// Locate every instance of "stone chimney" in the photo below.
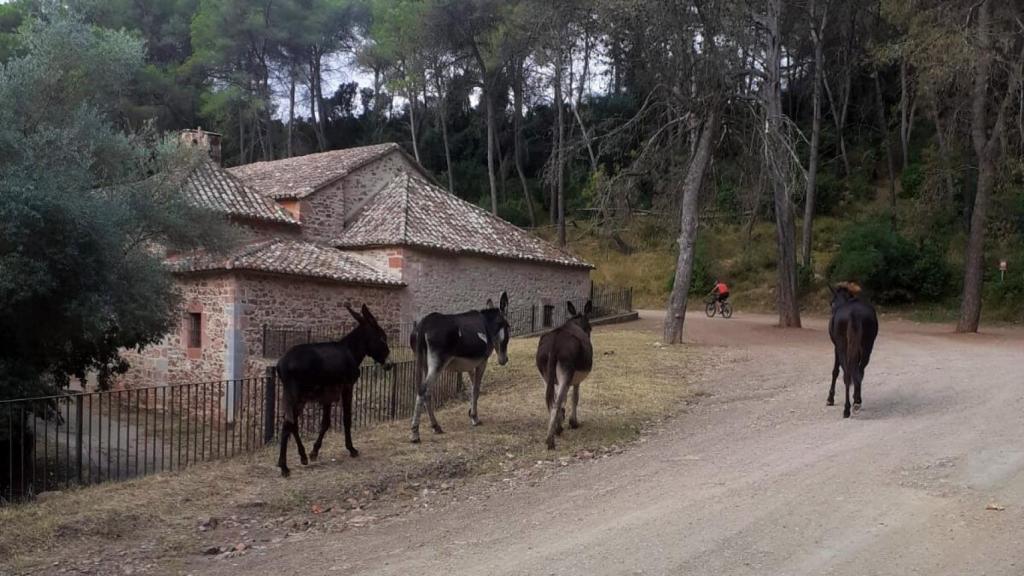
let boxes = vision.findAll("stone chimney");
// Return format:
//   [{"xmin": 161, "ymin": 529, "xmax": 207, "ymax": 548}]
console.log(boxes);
[{"xmin": 179, "ymin": 128, "xmax": 223, "ymax": 165}]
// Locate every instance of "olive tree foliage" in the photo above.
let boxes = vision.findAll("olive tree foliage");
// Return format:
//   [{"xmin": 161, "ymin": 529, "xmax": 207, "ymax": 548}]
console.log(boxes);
[{"xmin": 0, "ymin": 13, "xmax": 233, "ymax": 399}]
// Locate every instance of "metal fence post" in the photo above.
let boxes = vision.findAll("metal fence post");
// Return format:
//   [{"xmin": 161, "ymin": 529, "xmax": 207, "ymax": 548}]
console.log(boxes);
[
  {"xmin": 75, "ymin": 395, "xmax": 84, "ymax": 485},
  {"xmin": 261, "ymin": 324, "xmax": 267, "ymax": 358},
  {"xmin": 263, "ymin": 367, "xmax": 277, "ymax": 445},
  {"xmin": 530, "ymin": 305, "xmax": 536, "ymax": 333}
]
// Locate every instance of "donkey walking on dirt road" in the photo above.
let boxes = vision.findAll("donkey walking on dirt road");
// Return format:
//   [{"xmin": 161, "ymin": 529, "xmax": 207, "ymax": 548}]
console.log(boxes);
[
  {"xmin": 275, "ymin": 305, "xmax": 392, "ymax": 477},
  {"xmin": 536, "ymin": 300, "xmax": 594, "ymax": 449},
  {"xmin": 827, "ymin": 283, "xmax": 879, "ymax": 418},
  {"xmin": 409, "ymin": 292, "xmax": 511, "ymax": 443}
]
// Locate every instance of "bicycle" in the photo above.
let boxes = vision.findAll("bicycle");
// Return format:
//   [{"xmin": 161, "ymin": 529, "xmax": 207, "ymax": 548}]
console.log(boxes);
[{"xmin": 704, "ymin": 295, "xmax": 733, "ymax": 319}]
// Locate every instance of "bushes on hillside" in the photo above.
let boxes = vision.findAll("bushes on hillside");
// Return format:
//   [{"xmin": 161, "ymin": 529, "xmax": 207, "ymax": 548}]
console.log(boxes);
[{"xmin": 828, "ymin": 217, "xmax": 952, "ymax": 304}]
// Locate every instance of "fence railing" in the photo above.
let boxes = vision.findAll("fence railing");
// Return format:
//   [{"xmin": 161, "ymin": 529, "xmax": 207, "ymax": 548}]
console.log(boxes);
[
  {"xmin": 261, "ymin": 285, "xmax": 634, "ymax": 360},
  {"xmin": 2, "ymin": 285, "xmax": 632, "ymax": 503}
]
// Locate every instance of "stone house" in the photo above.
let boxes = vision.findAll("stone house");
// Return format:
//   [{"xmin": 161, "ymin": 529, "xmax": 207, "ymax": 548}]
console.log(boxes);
[{"xmin": 117, "ymin": 130, "xmax": 592, "ymax": 388}]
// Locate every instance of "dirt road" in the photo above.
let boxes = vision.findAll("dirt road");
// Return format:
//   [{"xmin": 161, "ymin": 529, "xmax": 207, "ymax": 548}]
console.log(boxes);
[{"xmin": 201, "ymin": 311, "xmax": 1024, "ymax": 575}]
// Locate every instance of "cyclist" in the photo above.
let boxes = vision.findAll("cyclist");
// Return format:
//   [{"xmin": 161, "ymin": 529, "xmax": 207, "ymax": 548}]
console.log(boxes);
[{"xmin": 710, "ymin": 279, "xmax": 730, "ymax": 314}]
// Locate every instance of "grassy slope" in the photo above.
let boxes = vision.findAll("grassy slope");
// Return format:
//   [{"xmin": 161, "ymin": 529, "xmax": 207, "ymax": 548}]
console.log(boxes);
[
  {"xmin": 561, "ymin": 217, "xmax": 841, "ymax": 314},
  {"xmin": 564, "ymin": 214, "xmax": 1021, "ymax": 324}
]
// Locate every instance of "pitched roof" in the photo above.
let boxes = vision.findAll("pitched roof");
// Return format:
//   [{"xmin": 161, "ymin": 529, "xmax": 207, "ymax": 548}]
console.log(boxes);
[
  {"xmin": 181, "ymin": 160, "xmax": 297, "ymax": 225},
  {"xmin": 168, "ymin": 238, "xmax": 403, "ymax": 286},
  {"xmin": 337, "ymin": 173, "xmax": 593, "ymax": 269},
  {"xmin": 226, "ymin": 143, "xmax": 402, "ymax": 200}
]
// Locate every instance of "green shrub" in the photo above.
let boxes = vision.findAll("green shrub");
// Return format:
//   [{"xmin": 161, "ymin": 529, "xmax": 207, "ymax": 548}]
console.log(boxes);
[
  {"xmin": 900, "ymin": 161, "xmax": 925, "ymax": 199},
  {"xmin": 828, "ymin": 216, "xmax": 953, "ymax": 303}
]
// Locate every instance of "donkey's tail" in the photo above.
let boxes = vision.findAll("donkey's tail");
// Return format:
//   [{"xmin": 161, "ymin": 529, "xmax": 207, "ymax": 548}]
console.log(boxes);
[
  {"xmin": 845, "ymin": 319, "xmax": 863, "ymax": 382},
  {"xmin": 545, "ymin": 342, "xmax": 559, "ymax": 388},
  {"xmin": 411, "ymin": 321, "xmax": 426, "ymax": 390}
]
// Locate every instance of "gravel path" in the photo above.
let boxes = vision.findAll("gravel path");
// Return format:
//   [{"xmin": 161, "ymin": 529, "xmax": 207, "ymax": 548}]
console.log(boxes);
[{"xmin": 199, "ymin": 311, "xmax": 1024, "ymax": 576}]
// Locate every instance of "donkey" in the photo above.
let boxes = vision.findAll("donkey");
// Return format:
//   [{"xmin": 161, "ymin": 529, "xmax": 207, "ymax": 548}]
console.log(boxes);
[
  {"xmin": 536, "ymin": 300, "xmax": 593, "ymax": 449},
  {"xmin": 275, "ymin": 304, "xmax": 391, "ymax": 477},
  {"xmin": 409, "ymin": 292, "xmax": 510, "ymax": 443},
  {"xmin": 827, "ymin": 283, "xmax": 879, "ymax": 418}
]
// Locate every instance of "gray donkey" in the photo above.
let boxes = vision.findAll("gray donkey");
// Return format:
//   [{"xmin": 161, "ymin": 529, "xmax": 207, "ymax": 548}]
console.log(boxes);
[{"xmin": 536, "ymin": 300, "xmax": 593, "ymax": 449}]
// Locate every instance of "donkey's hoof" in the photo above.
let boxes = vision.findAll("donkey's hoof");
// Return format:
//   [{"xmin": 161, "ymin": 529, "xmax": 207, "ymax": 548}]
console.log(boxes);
[
  {"xmin": 280, "ymin": 467, "xmax": 291, "ymax": 478},
  {"xmin": 410, "ymin": 433, "xmax": 421, "ymax": 444},
  {"xmin": 826, "ymin": 399, "xmax": 835, "ymax": 406},
  {"xmin": 470, "ymin": 418, "xmax": 482, "ymax": 427},
  {"xmin": 843, "ymin": 410, "xmax": 851, "ymax": 418},
  {"xmin": 569, "ymin": 419, "xmax": 580, "ymax": 429},
  {"xmin": 348, "ymin": 448, "xmax": 360, "ymax": 458},
  {"xmin": 432, "ymin": 425, "xmax": 445, "ymax": 434},
  {"xmin": 309, "ymin": 452, "xmax": 319, "ymax": 463},
  {"xmin": 546, "ymin": 438, "xmax": 556, "ymax": 450},
  {"xmin": 853, "ymin": 403, "xmax": 861, "ymax": 413},
  {"xmin": 300, "ymin": 455, "xmax": 309, "ymax": 466}
]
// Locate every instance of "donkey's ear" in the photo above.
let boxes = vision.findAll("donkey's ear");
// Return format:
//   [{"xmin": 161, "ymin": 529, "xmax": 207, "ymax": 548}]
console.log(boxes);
[
  {"xmin": 346, "ymin": 304, "xmax": 365, "ymax": 324},
  {"xmin": 485, "ymin": 298, "xmax": 495, "ymax": 309},
  {"xmin": 584, "ymin": 300, "xmax": 593, "ymax": 315},
  {"xmin": 566, "ymin": 301, "xmax": 578, "ymax": 316},
  {"xmin": 499, "ymin": 291, "xmax": 509, "ymax": 314},
  {"xmin": 361, "ymin": 304, "xmax": 378, "ymax": 325}
]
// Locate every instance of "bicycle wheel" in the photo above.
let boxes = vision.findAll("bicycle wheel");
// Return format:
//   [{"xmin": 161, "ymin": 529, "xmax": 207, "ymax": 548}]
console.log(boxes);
[
  {"xmin": 705, "ymin": 301, "xmax": 717, "ymax": 317},
  {"xmin": 721, "ymin": 302, "xmax": 733, "ymax": 318}
]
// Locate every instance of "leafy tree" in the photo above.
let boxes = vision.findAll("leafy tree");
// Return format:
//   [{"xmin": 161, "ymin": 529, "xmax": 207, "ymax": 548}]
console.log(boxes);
[{"xmin": 0, "ymin": 12, "xmax": 232, "ymax": 399}]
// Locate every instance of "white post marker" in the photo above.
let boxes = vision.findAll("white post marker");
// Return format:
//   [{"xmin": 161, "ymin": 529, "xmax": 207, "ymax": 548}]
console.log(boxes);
[{"xmin": 999, "ymin": 260, "xmax": 1007, "ymax": 283}]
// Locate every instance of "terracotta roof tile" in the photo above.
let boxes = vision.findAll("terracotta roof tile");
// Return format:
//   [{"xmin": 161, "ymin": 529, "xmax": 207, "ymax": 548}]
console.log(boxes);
[
  {"xmin": 169, "ymin": 238, "xmax": 403, "ymax": 286},
  {"xmin": 181, "ymin": 161, "xmax": 297, "ymax": 225},
  {"xmin": 337, "ymin": 174, "xmax": 592, "ymax": 269},
  {"xmin": 227, "ymin": 143, "xmax": 400, "ymax": 200}
]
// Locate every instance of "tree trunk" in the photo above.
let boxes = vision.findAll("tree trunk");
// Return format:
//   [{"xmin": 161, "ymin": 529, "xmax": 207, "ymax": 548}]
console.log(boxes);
[
  {"xmin": 764, "ymin": 0, "xmax": 801, "ymax": 328},
  {"xmin": 823, "ymin": 66, "xmax": 852, "ymax": 176},
  {"xmin": 238, "ymin": 107, "xmax": 246, "ymax": 165},
  {"xmin": 408, "ymin": 87, "xmax": 421, "ymax": 163},
  {"xmin": 310, "ymin": 57, "xmax": 326, "ymax": 152},
  {"xmin": 958, "ymin": 160, "xmax": 993, "ymax": 333},
  {"xmin": 573, "ymin": 33, "xmax": 598, "ymax": 172},
  {"xmin": 663, "ymin": 108, "xmax": 719, "ymax": 344},
  {"xmin": 313, "ymin": 52, "xmax": 328, "ymax": 151},
  {"xmin": 513, "ymin": 61, "xmax": 536, "ymax": 226},
  {"xmin": 872, "ymin": 71, "xmax": 897, "ymax": 208},
  {"xmin": 554, "ymin": 49, "xmax": 567, "ymax": 247},
  {"xmin": 484, "ymin": 82, "xmax": 499, "ymax": 215},
  {"xmin": 435, "ymin": 75, "xmax": 455, "ymax": 194},
  {"xmin": 930, "ymin": 104, "xmax": 956, "ymax": 204},
  {"xmin": 958, "ymin": 0, "xmax": 1006, "ymax": 333},
  {"xmin": 802, "ymin": 5, "xmax": 825, "ymax": 269},
  {"xmin": 899, "ymin": 57, "xmax": 917, "ymax": 168},
  {"xmin": 287, "ymin": 72, "xmax": 295, "ymax": 158}
]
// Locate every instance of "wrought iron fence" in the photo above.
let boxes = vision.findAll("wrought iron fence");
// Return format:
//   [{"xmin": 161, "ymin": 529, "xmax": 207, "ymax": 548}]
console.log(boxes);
[{"xmin": 0, "ymin": 360, "xmax": 465, "ymax": 504}]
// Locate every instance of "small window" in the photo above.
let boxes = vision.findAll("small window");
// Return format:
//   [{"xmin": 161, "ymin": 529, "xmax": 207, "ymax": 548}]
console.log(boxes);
[{"xmin": 187, "ymin": 313, "xmax": 202, "ymax": 348}]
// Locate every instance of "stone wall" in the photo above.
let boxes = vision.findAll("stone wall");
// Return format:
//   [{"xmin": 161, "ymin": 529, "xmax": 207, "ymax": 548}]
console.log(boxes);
[
  {"xmin": 298, "ymin": 178, "xmax": 346, "ymax": 245},
  {"xmin": 342, "ymin": 151, "xmax": 418, "ymax": 221},
  {"xmin": 292, "ymin": 150, "xmax": 418, "ymax": 245},
  {"xmin": 116, "ymin": 275, "xmax": 236, "ymax": 388},
  {"xmin": 356, "ymin": 247, "xmax": 592, "ymax": 322},
  {"xmin": 116, "ymin": 272, "xmax": 404, "ymax": 388},
  {"xmin": 234, "ymin": 273, "xmax": 403, "ymax": 377}
]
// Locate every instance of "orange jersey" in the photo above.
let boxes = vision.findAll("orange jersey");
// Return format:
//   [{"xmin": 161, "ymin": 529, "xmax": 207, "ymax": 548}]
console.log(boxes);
[{"xmin": 715, "ymin": 282, "xmax": 730, "ymax": 294}]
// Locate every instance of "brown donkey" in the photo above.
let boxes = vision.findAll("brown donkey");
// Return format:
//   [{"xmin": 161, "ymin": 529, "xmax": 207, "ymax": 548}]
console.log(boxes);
[{"xmin": 535, "ymin": 300, "xmax": 593, "ymax": 449}]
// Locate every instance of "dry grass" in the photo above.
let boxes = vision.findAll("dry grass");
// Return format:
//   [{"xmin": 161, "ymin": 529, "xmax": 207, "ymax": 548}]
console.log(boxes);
[{"xmin": 0, "ymin": 323, "xmax": 711, "ymax": 573}]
